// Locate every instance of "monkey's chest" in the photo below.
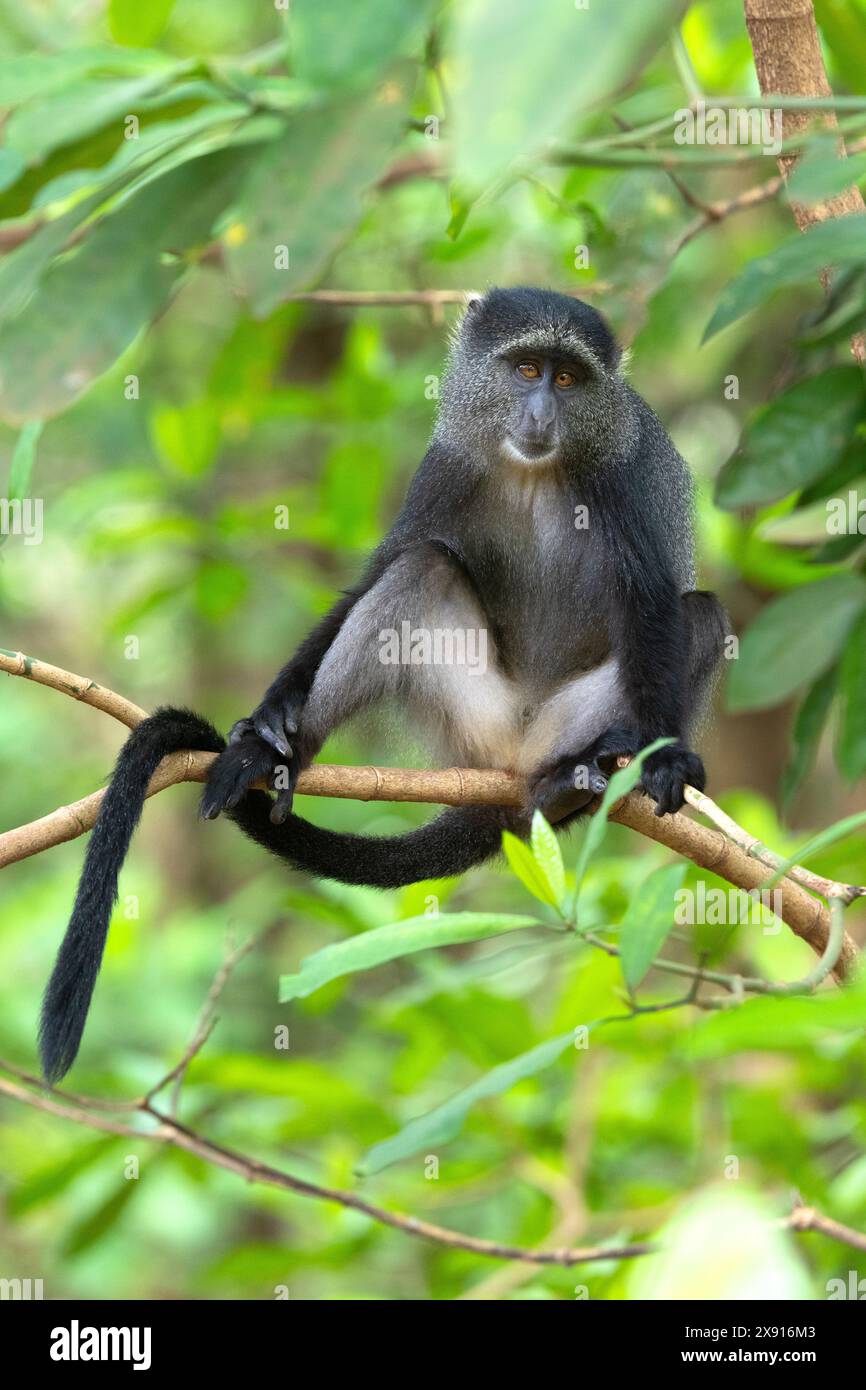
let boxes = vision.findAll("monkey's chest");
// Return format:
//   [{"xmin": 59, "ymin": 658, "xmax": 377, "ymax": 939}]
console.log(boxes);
[{"xmin": 471, "ymin": 519, "xmax": 611, "ymax": 692}]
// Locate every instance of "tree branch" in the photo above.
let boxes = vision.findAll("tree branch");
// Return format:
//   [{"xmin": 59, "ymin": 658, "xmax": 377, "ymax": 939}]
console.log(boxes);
[
  {"xmin": 0, "ymin": 1057, "xmax": 653, "ymax": 1270},
  {"xmin": 1, "ymin": 1055, "xmax": 863, "ymax": 1266},
  {"xmin": 0, "ymin": 648, "xmax": 859, "ymax": 979}
]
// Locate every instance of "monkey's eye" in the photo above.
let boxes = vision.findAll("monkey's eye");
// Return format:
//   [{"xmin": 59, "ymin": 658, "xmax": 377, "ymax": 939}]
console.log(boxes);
[
  {"xmin": 516, "ymin": 361, "xmax": 541, "ymax": 380},
  {"xmin": 554, "ymin": 369, "xmax": 576, "ymax": 389}
]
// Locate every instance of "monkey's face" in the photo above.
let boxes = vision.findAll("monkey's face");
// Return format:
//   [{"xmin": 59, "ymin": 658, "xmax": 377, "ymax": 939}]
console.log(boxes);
[
  {"xmin": 496, "ymin": 353, "xmax": 588, "ymax": 467},
  {"xmin": 438, "ymin": 288, "xmax": 626, "ymax": 471}
]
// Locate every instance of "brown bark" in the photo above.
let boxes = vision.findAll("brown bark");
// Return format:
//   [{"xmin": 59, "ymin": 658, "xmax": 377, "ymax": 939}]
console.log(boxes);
[{"xmin": 744, "ymin": 0, "xmax": 866, "ymax": 357}]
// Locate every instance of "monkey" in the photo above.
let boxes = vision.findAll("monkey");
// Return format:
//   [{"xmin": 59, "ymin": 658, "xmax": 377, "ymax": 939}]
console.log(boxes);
[{"xmin": 39, "ymin": 287, "xmax": 727, "ymax": 1082}]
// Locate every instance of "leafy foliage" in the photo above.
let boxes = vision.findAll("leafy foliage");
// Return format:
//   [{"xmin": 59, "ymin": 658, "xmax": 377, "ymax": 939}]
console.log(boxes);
[{"xmin": 1, "ymin": 0, "xmax": 865, "ymax": 1304}]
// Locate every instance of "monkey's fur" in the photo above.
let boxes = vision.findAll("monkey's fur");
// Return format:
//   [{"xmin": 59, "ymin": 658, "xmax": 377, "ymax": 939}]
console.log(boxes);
[{"xmin": 40, "ymin": 288, "xmax": 726, "ymax": 1081}]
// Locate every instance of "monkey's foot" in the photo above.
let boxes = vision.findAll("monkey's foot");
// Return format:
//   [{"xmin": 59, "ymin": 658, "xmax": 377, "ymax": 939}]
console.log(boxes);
[
  {"xmin": 640, "ymin": 742, "xmax": 705, "ymax": 817},
  {"xmin": 528, "ymin": 755, "xmax": 611, "ymax": 824},
  {"xmin": 201, "ymin": 730, "xmax": 295, "ymax": 821},
  {"xmin": 528, "ymin": 726, "xmax": 641, "ymax": 824}
]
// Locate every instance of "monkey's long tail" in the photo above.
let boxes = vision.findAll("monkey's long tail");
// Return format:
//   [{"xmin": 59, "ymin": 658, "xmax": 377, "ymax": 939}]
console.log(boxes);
[
  {"xmin": 39, "ymin": 707, "xmax": 225, "ymax": 1084},
  {"xmin": 229, "ymin": 793, "xmax": 512, "ymax": 889}
]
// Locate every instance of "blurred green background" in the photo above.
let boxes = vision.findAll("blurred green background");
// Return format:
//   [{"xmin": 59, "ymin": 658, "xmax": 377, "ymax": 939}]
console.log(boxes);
[{"xmin": 0, "ymin": 0, "xmax": 865, "ymax": 1301}]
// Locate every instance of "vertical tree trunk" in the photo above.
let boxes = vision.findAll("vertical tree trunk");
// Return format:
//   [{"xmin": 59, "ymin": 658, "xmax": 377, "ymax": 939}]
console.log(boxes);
[{"xmin": 743, "ymin": 0, "xmax": 866, "ymax": 357}]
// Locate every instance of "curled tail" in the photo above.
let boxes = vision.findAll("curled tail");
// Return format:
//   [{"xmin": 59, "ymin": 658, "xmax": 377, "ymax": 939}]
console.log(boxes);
[
  {"xmin": 40, "ymin": 707, "xmax": 225, "ymax": 1083},
  {"xmin": 44, "ymin": 706, "xmax": 511, "ymax": 1081},
  {"xmin": 229, "ymin": 794, "xmax": 512, "ymax": 889}
]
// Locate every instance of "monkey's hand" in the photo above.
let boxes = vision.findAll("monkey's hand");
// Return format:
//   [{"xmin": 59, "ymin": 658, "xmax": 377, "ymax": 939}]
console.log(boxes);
[
  {"xmin": 640, "ymin": 742, "xmax": 705, "ymax": 817},
  {"xmin": 229, "ymin": 689, "xmax": 306, "ymax": 760},
  {"xmin": 200, "ymin": 706, "xmax": 304, "ymax": 825}
]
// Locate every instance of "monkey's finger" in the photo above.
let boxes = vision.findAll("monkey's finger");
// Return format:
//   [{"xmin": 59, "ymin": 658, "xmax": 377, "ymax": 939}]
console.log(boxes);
[
  {"xmin": 254, "ymin": 713, "xmax": 292, "ymax": 758},
  {"xmin": 228, "ymin": 718, "xmax": 254, "ymax": 746},
  {"xmin": 270, "ymin": 788, "xmax": 295, "ymax": 825}
]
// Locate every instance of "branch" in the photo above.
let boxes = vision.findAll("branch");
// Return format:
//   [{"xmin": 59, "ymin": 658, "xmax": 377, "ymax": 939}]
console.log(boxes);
[
  {"xmin": 1, "ymin": 1057, "xmax": 863, "ymax": 1265},
  {"xmin": 0, "ymin": 1057, "xmax": 652, "ymax": 1269},
  {"xmin": 1, "ymin": 649, "xmax": 859, "ymax": 979},
  {"xmin": 744, "ymin": 0, "xmax": 866, "ymax": 362}
]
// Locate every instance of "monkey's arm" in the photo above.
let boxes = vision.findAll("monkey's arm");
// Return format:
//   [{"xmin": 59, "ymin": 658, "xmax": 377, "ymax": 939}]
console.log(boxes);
[
  {"xmin": 232, "ymin": 589, "xmax": 365, "ymax": 757},
  {"xmin": 201, "ymin": 548, "xmax": 401, "ymax": 821}
]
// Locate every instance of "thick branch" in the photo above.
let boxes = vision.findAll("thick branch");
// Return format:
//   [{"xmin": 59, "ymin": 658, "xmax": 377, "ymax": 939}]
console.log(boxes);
[{"xmin": 0, "ymin": 650, "xmax": 858, "ymax": 978}]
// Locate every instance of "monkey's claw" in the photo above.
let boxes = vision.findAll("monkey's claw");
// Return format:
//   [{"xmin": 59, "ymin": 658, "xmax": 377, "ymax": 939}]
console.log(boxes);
[
  {"xmin": 245, "ymin": 692, "xmax": 304, "ymax": 758},
  {"xmin": 529, "ymin": 758, "xmax": 608, "ymax": 823},
  {"xmin": 640, "ymin": 743, "xmax": 705, "ymax": 817},
  {"xmin": 200, "ymin": 734, "xmax": 279, "ymax": 821}
]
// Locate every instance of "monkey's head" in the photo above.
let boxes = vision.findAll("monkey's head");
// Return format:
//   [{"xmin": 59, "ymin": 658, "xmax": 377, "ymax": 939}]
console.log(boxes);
[{"xmin": 439, "ymin": 287, "xmax": 632, "ymax": 470}]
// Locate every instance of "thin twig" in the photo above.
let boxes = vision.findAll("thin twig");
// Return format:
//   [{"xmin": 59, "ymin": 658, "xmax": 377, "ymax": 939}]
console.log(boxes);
[
  {"xmin": 0, "ymin": 1066, "xmax": 652, "ymax": 1268},
  {"xmin": 684, "ymin": 785, "xmax": 865, "ymax": 906}
]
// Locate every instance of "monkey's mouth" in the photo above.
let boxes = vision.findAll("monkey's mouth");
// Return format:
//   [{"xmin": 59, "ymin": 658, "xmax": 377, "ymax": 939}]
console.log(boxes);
[{"xmin": 502, "ymin": 435, "xmax": 559, "ymax": 466}]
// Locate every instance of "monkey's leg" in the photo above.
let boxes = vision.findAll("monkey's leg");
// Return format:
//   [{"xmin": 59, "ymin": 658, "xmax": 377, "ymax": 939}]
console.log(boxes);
[
  {"xmin": 682, "ymin": 589, "xmax": 728, "ymax": 730},
  {"xmin": 525, "ymin": 590, "xmax": 727, "ymax": 823},
  {"xmin": 228, "ymin": 544, "xmax": 529, "ymax": 885},
  {"xmin": 267, "ymin": 540, "xmax": 521, "ymax": 825}
]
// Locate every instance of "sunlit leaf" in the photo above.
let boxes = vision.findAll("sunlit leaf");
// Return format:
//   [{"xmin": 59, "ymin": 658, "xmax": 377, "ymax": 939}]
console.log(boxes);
[
  {"xmin": 530, "ymin": 810, "xmax": 566, "ymax": 909},
  {"xmin": 619, "ymin": 862, "xmax": 685, "ymax": 993},
  {"xmin": 715, "ymin": 367, "xmax": 865, "ymax": 510},
  {"xmin": 727, "ymin": 573, "xmax": 866, "ymax": 712},
  {"xmin": 502, "ymin": 831, "xmax": 561, "ymax": 909},
  {"xmin": 279, "ymin": 912, "xmax": 544, "ymax": 1000},
  {"xmin": 628, "ymin": 1186, "xmax": 811, "ymax": 1299},
  {"xmin": 109, "ymin": 0, "xmax": 176, "ymax": 47},
  {"xmin": 356, "ymin": 1031, "xmax": 574, "ymax": 1175},
  {"xmin": 705, "ymin": 214, "xmax": 866, "ymax": 339}
]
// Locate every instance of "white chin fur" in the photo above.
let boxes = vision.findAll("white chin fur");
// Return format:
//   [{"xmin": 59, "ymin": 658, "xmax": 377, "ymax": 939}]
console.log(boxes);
[{"xmin": 501, "ymin": 438, "xmax": 559, "ymax": 468}]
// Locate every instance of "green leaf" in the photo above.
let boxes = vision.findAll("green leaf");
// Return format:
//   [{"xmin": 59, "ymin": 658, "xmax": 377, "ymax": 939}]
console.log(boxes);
[
  {"xmin": 502, "ymin": 830, "xmax": 561, "ymax": 909},
  {"xmin": 715, "ymin": 367, "xmax": 865, "ymax": 510},
  {"xmin": 530, "ymin": 810, "xmax": 566, "ymax": 909},
  {"xmin": 290, "ymin": 0, "xmax": 436, "ymax": 90},
  {"xmin": 0, "ymin": 46, "xmax": 177, "ymax": 108},
  {"xmin": 572, "ymin": 738, "xmax": 674, "ymax": 916},
  {"xmin": 279, "ymin": 912, "xmax": 544, "ymax": 1001},
  {"xmin": 683, "ymin": 975, "xmax": 866, "ymax": 1058},
  {"xmin": 63, "ymin": 1178, "xmax": 140, "ymax": 1258},
  {"xmin": 727, "ymin": 573, "xmax": 866, "ymax": 712},
  {"xmin": 225, "ymin": 76, "xmax": 412, "ymax": 316},
  {"xmin": 8, "ymin": 1138, "xmax": 121, "ymax": 1216},
  {"xmin": 0, "ymin": 145, "xmax": 259, "ymax": 422},
  {"xmin": 705, "ymin": 214, "xmax": 866, "ymax": 340},
  {"xmin": 5, "ymin": 71, "xmax": 185, "ymax": 164},
  {"xmin": 7, "ymin": 419, "xmax": 42, "ymax": 498},
  {"xmin": 787, "ymin": 138, "xmax": 866, "ymax": 205},
  {"xmin": 109, "ymin": 0, "xmax": 176, "ymax": 47},
  {"xmin": 618, "ymin": 862, "xmax": 686, "ymax": 993},
  {"xmin": 781, "ymin": 664, "xmax": 839, "ymax": 808},
  {"xmin": 356, "ymin": 1031, "xmax": 574, "ymax": 1175},
  {"xmin": 451, "ymin": 0, "xmax": 681, "ymax": 185},
  {"xmin": 151, "ymin": 401, "xmax": 221, "ymax": 477},
  {"xmin": 838, "ymin": 611, "xmax": 866, "ymax": 779}
]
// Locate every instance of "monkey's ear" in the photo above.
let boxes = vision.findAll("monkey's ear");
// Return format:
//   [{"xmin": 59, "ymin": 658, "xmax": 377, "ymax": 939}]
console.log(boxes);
[{"xmin": 463, "ymin": 293, "xmax": 483, "ymax": 313}]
